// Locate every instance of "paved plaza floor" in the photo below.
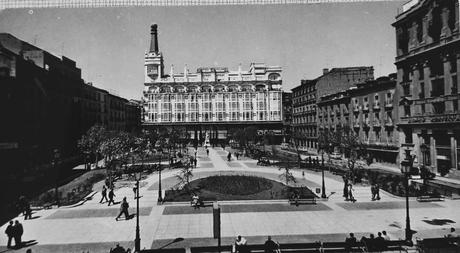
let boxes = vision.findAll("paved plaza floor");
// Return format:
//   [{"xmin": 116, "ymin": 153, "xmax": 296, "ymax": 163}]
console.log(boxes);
[{"xmin": 1, "ymin": 147, "xmax": 460, "ymax": 252}]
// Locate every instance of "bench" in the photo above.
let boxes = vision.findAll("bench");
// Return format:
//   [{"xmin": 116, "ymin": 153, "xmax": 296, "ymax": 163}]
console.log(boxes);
[
  {"xmin": 416, "ymin": 195, "xmax": 445, "ymax": 202},
  {"xmin": 190, "ymin": 200, "xmax": 214, "ymax": 208},
  {"xmin": 289, "ymin": 198, "xmax": 316, "ymax": 205},
  {"xmin": 190, "ymin": 245, "xmax": 232, "ymax": 253},
  {"xmin": 321, "ymin": 241, "xmax": 365, "ymax": 252},
  {"xmin": 416, "ymin": 237, "xmax": 460, "ymax": 252}
]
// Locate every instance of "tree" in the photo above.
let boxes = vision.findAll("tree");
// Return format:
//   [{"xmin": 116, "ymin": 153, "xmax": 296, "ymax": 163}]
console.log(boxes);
[
  {"xmin": 175, "ymin": 164, "xmax": 194, "ymax": 192},
  {"xmin": 339, "ymin": 126, "xmax": 365, "ymax": 182},
  {"xmin": 290, "ymin": 131, "xmax": 306, "ymax": 168},
  {"xmin": 279, "ymin": 162, "xmax": 296, "ymax": 186},
  {"xmin": 77, "ymin": 124, "xmax": 107, "ymax": 169}
]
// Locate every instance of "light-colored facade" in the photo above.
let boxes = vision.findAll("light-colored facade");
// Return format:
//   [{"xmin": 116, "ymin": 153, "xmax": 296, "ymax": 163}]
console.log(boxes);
[{"xmin": 142, "ymin": 24, "xmax": 283, "ymax": 144}]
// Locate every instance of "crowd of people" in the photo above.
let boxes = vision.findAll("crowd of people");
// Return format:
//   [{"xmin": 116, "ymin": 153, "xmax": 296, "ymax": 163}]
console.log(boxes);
[{"xmin": 345, "ymin": 231, "xmax": 391, "ymax": 252}]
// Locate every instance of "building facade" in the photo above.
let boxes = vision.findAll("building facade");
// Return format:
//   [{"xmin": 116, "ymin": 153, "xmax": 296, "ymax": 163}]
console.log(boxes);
[
  {"xmin": 0, "ymin": 33, "xmax": 141, "ymax": 205},
  {"xmin": 282, "ymin": 91, "xmax": 293, "ymax": 140},
  {"xmin": 317, "ymin": 75, "xmax": 399, "ymax": 165},
  {"xmin": 292, "ymin": 79, "xmax": 317, "ymax": 150},
  {"xmin": 291, "ymin": 67, "xmax": 374, "ymax": 152},
  {"xmin": 393, "ymin": 0, "xmax": 460, "ymax": 176},
  {"xmin": 142, "ymin": 24, "xmax": 283, "ymax": 144}
]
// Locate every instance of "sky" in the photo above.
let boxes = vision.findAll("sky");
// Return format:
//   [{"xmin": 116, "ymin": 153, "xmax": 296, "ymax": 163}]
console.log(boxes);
[{"xmin": 0, "ymin": 1, "xmax": 404, "ymax": 99}]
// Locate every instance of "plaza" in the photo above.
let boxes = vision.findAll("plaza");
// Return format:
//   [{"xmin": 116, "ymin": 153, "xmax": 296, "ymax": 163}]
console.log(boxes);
[{"xmin": 1, "ymin": 147, "xmax": 459, "ymax": 252}]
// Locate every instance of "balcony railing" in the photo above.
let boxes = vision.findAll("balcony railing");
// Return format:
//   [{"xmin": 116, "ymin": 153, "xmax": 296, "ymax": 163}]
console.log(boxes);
[
  {"xmin": 363, "ymin": 104, "xmax": 369, "ymax": 112},
  {"xmin": 384, "ymin": 99, "xmax": 393, "ymax": 108},
  {"xmin": 353, "ymin": 106, "xmax": 360, "ymax": 112},
  {"xmin": 373, "ymin": 102, "xmax": 380, "ymax": 110},
  {"xmin": 385, "ymin": 119, "xmax": 394, "ymax": 127},
  {"xmin": 373, "ymin": 120, "xmax": 381, "ymax": 127}
]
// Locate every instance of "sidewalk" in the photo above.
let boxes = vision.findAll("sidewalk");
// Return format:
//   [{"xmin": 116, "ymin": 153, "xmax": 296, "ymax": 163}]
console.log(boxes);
[{"xmin": 1, "ymin": 146, "xmax": 459, "ymax": 253}]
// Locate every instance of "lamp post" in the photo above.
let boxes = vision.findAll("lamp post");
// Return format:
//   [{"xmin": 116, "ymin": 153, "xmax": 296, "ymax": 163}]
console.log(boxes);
[
  {"xmin": 134, "ymin": 171, "xmax": 141, "ymax": 252},
  {"xmin": 158, "ymin": 149, "xmax": 163, "ymax": 203},
  {"xmin": 52, "ymin": 149, "xmax": 60, "ymax": 206},
  {"xmin": 400, "ymin": 148, "xmax": 413, "ymax": 243},
  {"xmin": 321, "ymin": 151, "xmax": 327, "ymax": 199}
]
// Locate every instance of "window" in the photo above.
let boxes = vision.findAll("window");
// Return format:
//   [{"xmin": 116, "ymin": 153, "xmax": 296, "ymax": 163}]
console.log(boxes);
[{"xmin": 404, "ymin": 105, "xmax": 411, "ymax": 117}]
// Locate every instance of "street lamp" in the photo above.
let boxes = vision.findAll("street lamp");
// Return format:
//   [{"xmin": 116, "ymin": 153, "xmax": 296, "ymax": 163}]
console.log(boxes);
[
  {"xmin": 157, "ymin": 149, "xmax": 163, "ymax": 203},
  {"xmin": 400, "ymin": 148, "xmax": 413, "ymax": 243},
  {"xmin": 52, "ymin": 149, "xmax": 60, "ymax": 206},
  {"xmin": 134, "ymin": 171, "xmax": 142, "ymax": 252},
  {"xmin": 321, "ymin": 150, "xmax": 327, "ymax": 199}
]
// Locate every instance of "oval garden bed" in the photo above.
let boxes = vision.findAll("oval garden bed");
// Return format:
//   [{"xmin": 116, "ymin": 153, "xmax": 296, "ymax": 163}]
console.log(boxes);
[{"xmin": 163, "ymin": 175, "xmax": 316, "ymax": 202}]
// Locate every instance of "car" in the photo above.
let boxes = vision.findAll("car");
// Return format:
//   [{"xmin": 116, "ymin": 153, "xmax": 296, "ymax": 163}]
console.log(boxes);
[{"xmin": 330, "ymin": 152, "xmax": 342, "ymax": 160}]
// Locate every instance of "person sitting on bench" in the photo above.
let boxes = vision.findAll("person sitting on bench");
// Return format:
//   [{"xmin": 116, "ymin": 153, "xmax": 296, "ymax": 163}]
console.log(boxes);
[{"xmin": 192, "ymin": 194, "xmax": 200, "ymax": 209}]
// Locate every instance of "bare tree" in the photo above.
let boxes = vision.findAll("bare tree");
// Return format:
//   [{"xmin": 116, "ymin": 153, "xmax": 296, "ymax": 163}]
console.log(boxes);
[
  {"xmin": 279, "ymin": 162, "xmax": 296, "ymax": 186},
  {"xmin": 175, "ymin": 164, "xmax": 194, "ymax": 192}
]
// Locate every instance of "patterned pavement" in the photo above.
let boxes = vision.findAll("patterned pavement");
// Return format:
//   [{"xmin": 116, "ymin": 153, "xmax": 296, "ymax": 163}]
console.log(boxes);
[{"xmin": 1, "ymin": 147, "xmax": 459, "ymax": 253}]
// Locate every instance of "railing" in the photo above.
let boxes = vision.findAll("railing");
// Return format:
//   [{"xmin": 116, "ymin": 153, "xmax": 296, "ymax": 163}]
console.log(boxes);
[
  {"xmin": 385, "ymin": 99, "xmax": 393, "ymax": 108},
  {"xmin": 363, "ymin": 104, "xmax": 369, "ymax": 111},
  {"xmin": 373, "ymin": 120, "xmax": 381, "ymax": 127},
  {"xmin": 373, "ymin": 102, "xmax": 380, "ymax": 110}
]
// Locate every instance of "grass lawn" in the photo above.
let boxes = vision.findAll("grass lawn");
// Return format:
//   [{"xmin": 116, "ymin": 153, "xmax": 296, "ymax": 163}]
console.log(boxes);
[
  {"xmin": 164, "ymin": 175, "xmax": 316, "ymax": 202},
  {"xmin": 31, "ymin": 169, "xmax": 107, "ymax": 207}
]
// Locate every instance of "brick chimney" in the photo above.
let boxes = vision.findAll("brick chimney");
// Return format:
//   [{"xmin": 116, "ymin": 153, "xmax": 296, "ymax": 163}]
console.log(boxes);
[
  {"xmin": 150, "ymin": 24, "xmax": 159, "ymax": 53},
  {"xmin": 323, "ymin": 68, "xmax": 329, "ymax": 75}
]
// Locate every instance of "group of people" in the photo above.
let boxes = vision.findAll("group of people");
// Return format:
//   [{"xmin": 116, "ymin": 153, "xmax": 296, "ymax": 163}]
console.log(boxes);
[
  {"xmin": 17, "ymin": 196, "xmax": 33, "ymax": 220},
  {"xmin": 109, "ymin": 243, "xmax": 131, "ymax": 253},
  {"xmin": 100, "ymin": 185, "xmax": 116, "ymax": 206},
  {"xmin": 232, "ymin": 235, "xmax": 280, "ymax": 253},
  {"xmin": 4, "ymin": 220, "xmax": 24, "ymax": 249},
  {"xmin": 343, "ymin": 182, "xmax": 356, "ymax": 203},
  {"xmin": 100, "ymin": 185, "xmax": 131, "ymax": 221},
  {"xmin": 345, "ymin": 231, "xmax": 391, "ymax": 251}
]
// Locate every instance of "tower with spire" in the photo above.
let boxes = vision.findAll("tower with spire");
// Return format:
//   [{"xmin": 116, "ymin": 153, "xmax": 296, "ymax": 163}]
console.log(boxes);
[{"xmin": 144, "ymin": 24, "xmax": 164, "ymax": 82}]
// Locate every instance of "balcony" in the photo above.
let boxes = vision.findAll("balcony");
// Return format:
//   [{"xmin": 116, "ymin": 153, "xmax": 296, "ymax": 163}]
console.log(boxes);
[
  {"xmin": 353, "ymin": 106, "xmax": 360, "ymax": 113},
  {"xmin": 373, "ymin": 102, "xmax": 380, "ymax": 110},
  {"xmin": 353, "ymin": 122, "xmax": 360, "ymax": 129},
  {"xmin": 385, "ymin": 119, "xmax": 394, "ymax": 128},
  {"xmin": 373, "ymin": 120, "xmax": 381, "ymax": 128},
  {"xmin": 384, "ymin": 100, "xmax": 393, "ymax": 109},
  {"xmin": 362, "ymin": 104, "xmax": 369, "ymax": 112}
]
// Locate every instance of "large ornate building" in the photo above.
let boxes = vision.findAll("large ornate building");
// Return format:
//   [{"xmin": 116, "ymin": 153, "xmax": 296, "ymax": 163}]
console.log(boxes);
[
  {"xmin": 142, "ymin": 24, "xmax": 283, "ymax": 144},
  {"xmin": 393, "ymin": 0, "xmax": 460, "ymax": 177}
]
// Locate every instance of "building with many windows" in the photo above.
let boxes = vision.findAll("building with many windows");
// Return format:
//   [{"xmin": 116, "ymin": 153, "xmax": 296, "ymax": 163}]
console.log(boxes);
[
  {"xmin": 0, "ymin": 33, "xmax": 141, "ymax": 207},
  {"xmin": 393, "ymin": 0, "xmax": 460, "ymax": 176},
  {"xmin": 291, "ymin": 67, "xmax": 374, "ymax": 152},
  {"xmin": 142, "ymin": 24, "xmax": 283, "ymax": 144},
  {"xmin": 317, "ymin": 75, "xmax": 399, "ymax": 165},
  {"xmin": 291, "ymin": 79, "xmax": 317, "ymax": 151}
]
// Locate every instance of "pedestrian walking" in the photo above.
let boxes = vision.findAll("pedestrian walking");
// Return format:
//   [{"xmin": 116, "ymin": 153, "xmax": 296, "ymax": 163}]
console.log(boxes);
[
  {"xmin": 342, "ymin": 175, "xmax": 349, "ymax": 200},
  {"xmin": 115, "ymin": 197, "xmax": 130, "ymax": 221},
  {"xmin": 5, "ymin": 221, "xmax": 14, "ymax": 248},
  {"xmin": 13, "ymin": 220, "xmax": 23, "ymax": 249},
  {"xmin": 227, "ymin": 152, "xmax": 232, "ymax": 162},
  {"xmin": 206, "ymin": 148, "xmax": 209, "ymax": 156},
  {"xmin": 133, "ymin": 185, "xmax": 138, "ymax": 199},
  {"xmin": 100, "ymin": 185, "xmax": 109, "ymax": 203},
  {"xmin": 348, "ymin": 184, "xmax": 356, "ymax": 202},
  {"xmin": 371, "ymin": 184, "xmax": 376, "ymax": 201},
  {"xmin": 375, "ymin": 183, "xmax": 381, "ymax": 200},
  {"xmin": 24, "ymin": 203, "xmax": 32, "ymax": 220},
  {"xmin": 108, "ymin": 188, "xmax": 116, "ymax": 206}
]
